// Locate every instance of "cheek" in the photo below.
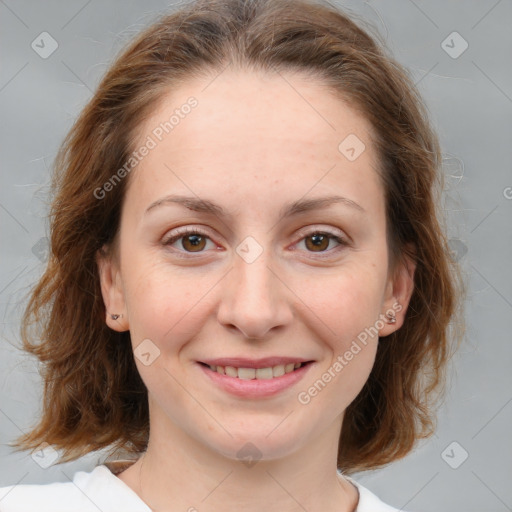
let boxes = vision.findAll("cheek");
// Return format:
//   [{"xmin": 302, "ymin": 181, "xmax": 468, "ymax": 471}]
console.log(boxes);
[
  {"xmin": 292, "ymin": 262, "xmax": 384, "ymax": 404},
  {"xmin": 122, "ymin": 257, "xmax": 217, "ymax": 351},
  {"xmin": 329, "ymin": 268, "xmax": 384, "ymax": 365},
  {"xmin": 294, "ymin": 260, "xmax": 385, "ymax": 341},
  {"xmin": 121, "ymin": 263, "xmax": 208, "ymax": 404}
]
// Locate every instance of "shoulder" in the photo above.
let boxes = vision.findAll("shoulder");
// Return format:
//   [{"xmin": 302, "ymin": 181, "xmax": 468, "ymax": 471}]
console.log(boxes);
[
  {"xmin": 343, "ymin": 474, "xmax": 409, "ymax": 512},
  {"xmin": 0, "ymin": 464, "xmax": 150, "ymax": 512}
]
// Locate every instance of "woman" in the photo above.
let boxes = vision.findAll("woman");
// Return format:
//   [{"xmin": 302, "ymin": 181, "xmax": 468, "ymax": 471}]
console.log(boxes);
[{"xmin": 0, "ymin": 0, "xmax": 465, "ymax": 510}]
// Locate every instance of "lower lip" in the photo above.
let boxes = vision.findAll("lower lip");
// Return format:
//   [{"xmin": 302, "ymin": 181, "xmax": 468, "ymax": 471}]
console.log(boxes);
[{"xmin": 198, "ymin": 362, "xmax": 313, "ymax": 398}]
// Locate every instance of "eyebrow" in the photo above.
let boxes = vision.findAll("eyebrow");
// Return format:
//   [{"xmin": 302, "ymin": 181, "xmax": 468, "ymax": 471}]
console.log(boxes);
[{"xmin": 144, "ymin": 194, "xmax": 366, "ymax": 221}]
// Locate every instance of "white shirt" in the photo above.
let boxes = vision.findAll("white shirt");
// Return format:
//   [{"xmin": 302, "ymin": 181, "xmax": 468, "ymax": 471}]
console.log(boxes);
[{"xmin": 0, "ymin": 463, "xmax": 406, "ymax": 511}]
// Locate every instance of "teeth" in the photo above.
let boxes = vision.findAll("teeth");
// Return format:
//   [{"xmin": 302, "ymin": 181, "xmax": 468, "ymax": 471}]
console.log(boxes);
[
  {"xmin": 238, "ymin": 367, "xmax": 256, "ymax": 380},
  {"xmin": 255, "ymin": 367, "xmax": 273, "ymax": 379},
  {"xmin": 225, "ymin": 366, "xmax": 237, "ymax": 377},
  {"xmin": 207, "ymin": 362, "xmax": 304, "ymax": 379},
  {"xmin": 273, "ymin": 364, "xmax": 285, "ymax": 377}
]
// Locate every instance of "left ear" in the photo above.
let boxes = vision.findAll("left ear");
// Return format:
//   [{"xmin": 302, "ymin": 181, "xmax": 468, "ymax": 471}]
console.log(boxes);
[{"xmin": 379, "ymin": 243, "xmax": 416, "ymax": 337}]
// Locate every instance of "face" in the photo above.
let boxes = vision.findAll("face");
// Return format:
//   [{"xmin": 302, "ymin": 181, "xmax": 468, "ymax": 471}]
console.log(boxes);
[{"xmin": 97, "ymin": 68, "xmax": 415, "ymax": 462}]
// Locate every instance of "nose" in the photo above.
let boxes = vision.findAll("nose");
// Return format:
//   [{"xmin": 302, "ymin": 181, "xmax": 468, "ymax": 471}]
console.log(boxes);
[{"xmin": 217, "ymin": 246, "xmax": 294, "ymax": 340}]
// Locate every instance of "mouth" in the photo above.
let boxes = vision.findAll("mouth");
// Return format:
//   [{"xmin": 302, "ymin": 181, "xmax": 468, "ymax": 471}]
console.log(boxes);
[
  {"xmin": 196, "ymin": 358, "xmax": 315, "ymax": 398},
  {"xmin": 198, "ymin": 361, "xmax": 313, "ymax": 380}
]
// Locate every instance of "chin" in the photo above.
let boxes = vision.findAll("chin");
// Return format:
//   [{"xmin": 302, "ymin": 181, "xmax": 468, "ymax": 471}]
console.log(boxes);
[{"xmin": 199, "ymin": 420, "xmax": 311, "ymax": 464}]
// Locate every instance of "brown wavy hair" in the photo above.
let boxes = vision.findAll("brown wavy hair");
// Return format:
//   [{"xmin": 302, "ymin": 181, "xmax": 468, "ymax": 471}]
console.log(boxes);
[{"xmin": 10, "ymin": 0, "xmax": 466, "ymax": 474}]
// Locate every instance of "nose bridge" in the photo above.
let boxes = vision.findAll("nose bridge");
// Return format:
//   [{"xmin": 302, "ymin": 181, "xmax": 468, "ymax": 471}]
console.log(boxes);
[
  {"xmin": 218, "ymin": 237, "xmax": 291, "ymax": 339},
  {"xmin": 235, "ymin": 248, "xmax": 273, "ymax": 305}
]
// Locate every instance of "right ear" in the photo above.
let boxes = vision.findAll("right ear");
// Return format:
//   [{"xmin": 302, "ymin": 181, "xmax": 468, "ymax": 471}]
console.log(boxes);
[{"xmin": 96, "ymin": 244, "xmax": 129, "ymax": 332}]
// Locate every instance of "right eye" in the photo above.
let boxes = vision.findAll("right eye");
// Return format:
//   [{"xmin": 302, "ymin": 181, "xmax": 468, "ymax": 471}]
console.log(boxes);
[{"xmin": 161, "ymin": 226, "xmax": 218, "ymax": 254}]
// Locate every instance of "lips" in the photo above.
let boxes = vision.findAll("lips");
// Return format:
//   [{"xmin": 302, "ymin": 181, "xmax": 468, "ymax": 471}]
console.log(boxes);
[{"xmin": 198, "ymin": 358, "xmax": 314, "ymax": 398}]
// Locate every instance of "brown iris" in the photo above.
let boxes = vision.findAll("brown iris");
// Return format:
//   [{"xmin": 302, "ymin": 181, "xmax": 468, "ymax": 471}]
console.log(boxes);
[
  {"xmin": 305, "ymin": 233, "xmax": 330, "ymax": 252},
  {"xmin": 181, "ymin": 234, "xmax": 207, "ymax": 252}
]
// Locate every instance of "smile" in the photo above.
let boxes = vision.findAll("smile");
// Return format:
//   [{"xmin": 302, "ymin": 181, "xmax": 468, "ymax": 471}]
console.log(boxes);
[
  {"xmin": 197, "ymin": 359, "xmax": 314, "ymax": 398},
  {"xmin": 205, "ymin": 362, "xmax": 305, "ymax": 379}
]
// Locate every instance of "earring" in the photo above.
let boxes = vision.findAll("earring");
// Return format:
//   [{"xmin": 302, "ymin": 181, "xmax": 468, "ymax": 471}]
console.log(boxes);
[
  {"xmin": 385, "ymin": 311, "xmax": 396, "ymax": 324},
  {"xmin": 110, "ymin": 313, "xmax": 123, "ymax": 320}
]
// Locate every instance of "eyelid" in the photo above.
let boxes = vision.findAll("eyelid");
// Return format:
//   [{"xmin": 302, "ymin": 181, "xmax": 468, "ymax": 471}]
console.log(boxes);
[
  {"xmin": 293, "ymin": 224, "xmax": 347, "ymax": 242},
  {"xmin": 161, "ymin": 225, "xmax": 217, "ymax": 247},
  {"xmin": 163, "ymin": 225, "xmax": 212, "ymax": 240}
]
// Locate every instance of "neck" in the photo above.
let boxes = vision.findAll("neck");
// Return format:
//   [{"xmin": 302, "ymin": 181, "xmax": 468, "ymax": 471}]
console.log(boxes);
[{"xmin": 118, "ymin": 405, "xmax": 359, "ymax": 512}]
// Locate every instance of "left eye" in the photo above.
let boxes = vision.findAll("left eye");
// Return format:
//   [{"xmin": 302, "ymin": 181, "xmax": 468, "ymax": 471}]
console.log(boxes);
[
  {"xmin": 162, "ymin": 228, "xmax": 347, "ymax": 256},
  {"xmin": 295, "ymin": 231, "xmax": 347, "ymax": 253}
]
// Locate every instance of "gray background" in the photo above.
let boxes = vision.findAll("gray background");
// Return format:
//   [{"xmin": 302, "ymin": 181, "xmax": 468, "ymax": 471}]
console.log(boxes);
[{"xmin": 1, "ymin": 1, "xmax": 511, "ymax": 511}]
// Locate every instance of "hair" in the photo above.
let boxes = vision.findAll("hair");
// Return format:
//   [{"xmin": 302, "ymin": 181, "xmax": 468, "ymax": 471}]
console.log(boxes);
[{"xmin": 10, "ymin": 0, "xmax": 466, "ymax": 475}]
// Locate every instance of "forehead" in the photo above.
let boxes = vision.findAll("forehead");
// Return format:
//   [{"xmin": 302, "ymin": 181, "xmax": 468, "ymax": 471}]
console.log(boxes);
[
  {"xmin": 127, "ymin": 69, "xmax": 382, "ymax": 217},
  {"xmin": 136, "ymin": 69, "xmax": 376, "ymax": 155}
]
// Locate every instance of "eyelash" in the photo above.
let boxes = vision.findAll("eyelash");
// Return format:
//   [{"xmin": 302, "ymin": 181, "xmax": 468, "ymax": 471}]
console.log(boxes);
[{"xmin": 161, "ymin": 226, "xmax": 349, "ymax": 259}]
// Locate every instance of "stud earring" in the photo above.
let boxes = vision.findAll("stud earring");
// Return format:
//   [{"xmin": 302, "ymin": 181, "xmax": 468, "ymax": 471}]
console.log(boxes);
[
  {"xmin": 385, "ymin": 311, "xmax": 396, "ymax": 324},
  {"xmin": 110, "ymin": 313, "xmax": 123, "ymax": 320}
]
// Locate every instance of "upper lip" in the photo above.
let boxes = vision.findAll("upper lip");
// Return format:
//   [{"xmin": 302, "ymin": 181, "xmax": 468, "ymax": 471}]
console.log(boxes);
[{"xmin": 199, "ymin": 357, "xmax": 312, "ymax": 368}]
